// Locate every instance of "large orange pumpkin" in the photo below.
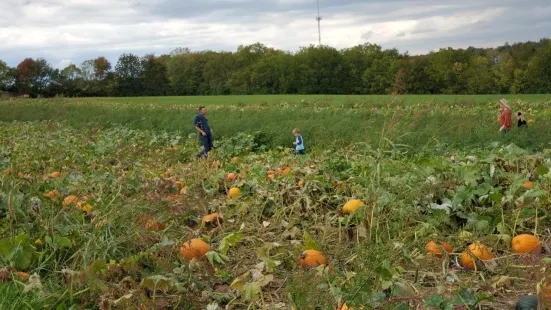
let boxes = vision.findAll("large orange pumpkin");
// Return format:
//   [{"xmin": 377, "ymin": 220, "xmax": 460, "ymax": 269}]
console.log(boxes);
[
  {"xmin": 342, "ymin": 200, "xmax": 365, "ymax": 215},
  {"xmin": 180, "ymin": 239, "xmax": 210, "ymax": 260},
  {"xmin": 299, "ymin": 249, "xmax": 326, "ymax": 269},
  {"xmin": 424, "ymin": 241, "xmax": 453, "ymax": 258},
  {"xmin": 511, "ymin": 234, "xmax": 542, "ymax": 254},
  {"xmin": 461, "ymin": 243, "xmax": 494, "ymax": 270},
  {"xmin": 228, "ymin": 187, "xmax": 241, "ymax": 198},
  {"xmin": 202, "ymin": 213, "xmax": 221, "ymax": 227}
]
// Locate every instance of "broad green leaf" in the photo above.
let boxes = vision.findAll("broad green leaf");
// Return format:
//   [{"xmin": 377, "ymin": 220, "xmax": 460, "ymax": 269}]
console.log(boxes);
[
  {"xmin": 242, "ymin": 282, "xmax": 261, "ymax": 301},
  {"xmin": 536, "ymin": 165, "xmax": 549, "ymax": 176},
  {"xmin": 54, "ymin": 236, "xmax": 73, "ymax": 248},
  {"xmin": 303, "ymin": 230, "xmax": 320, "ymax": 251},
  {"xmin": 218, "ymin": 232, "xmax": 243, "ymax": 255},
  {"xmin": 205, "ymin": 251, "xmax": 229, "ymax": 266}
]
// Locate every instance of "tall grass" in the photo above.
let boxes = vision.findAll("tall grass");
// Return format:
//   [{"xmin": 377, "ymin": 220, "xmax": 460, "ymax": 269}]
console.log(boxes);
[{"xmin": 2, "ymin": 98, "xmax": 551, "ymax": 152}]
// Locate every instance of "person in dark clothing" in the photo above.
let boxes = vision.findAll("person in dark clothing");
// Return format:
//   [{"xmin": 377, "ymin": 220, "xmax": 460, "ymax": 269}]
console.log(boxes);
[
  {"xmin": 194, "ymin": 106, "xmax": 213, "ymax": 159},
  {"xmin": 517, "ymin": 112, "xmax": 527, "ymax": 127}
]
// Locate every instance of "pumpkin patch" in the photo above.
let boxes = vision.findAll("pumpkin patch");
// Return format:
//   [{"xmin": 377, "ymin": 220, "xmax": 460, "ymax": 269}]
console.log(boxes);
[{"xmin": 0, "ymin": 117, "xmax": 550, "ymax": 309}]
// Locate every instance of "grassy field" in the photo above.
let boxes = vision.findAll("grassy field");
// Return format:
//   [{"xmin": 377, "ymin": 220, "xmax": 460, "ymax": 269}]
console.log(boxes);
[
  {"xmin": 2, "ymin": 95, "xmax": 551, "ymax": 152},
  {"xmin": 57, "ymin": 94, "xmax": 551, "ymax": 106},
  {"xmin": 1, "ymin": 96, "xmax": 551, "ymax": 309}
]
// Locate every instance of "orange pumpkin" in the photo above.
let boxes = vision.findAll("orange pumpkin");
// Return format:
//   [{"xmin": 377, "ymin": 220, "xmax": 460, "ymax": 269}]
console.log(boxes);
[
  {"xmin": 231, "ymin": 157, "xmax": 239, "ymax": 163},
  {"xmin": 77, "ymin": 202, "xmax": 93, "ymax": 213},
  {"xmin": 180, "ymin": 239, "xmax": 210, "ymax": 260},
  {"xmin": 226, "ymin": 173, "xmax": 237, "ymax": 182},
  {"xmin": 49, "ymin": 172, "xmax": 62, "ymax": 178},
  {"xmin": 202, "ymin": 213, "xmax": 221, "ymax": 227},
  {"xmin": 267, "ymin": 173, "xmax": 275, "ymax": 181},
  {"xmin": 511, "ymin": 234, "xmax": 542, "ymax": 254},
  {"xmin": 43, "ymin": 190, "xmax": 60, "ymax": 198},
  {"xmin": 281, "ymin": 167, "xmax": 292, "ymax": 176},
  {"xmin": 14, "ymin": 271, "xmax": 30, "ymax": 281},
  {"xmin": 522, "ymin": 182, "xmax": 533, "ymax": 189},
  {"xmin": 342, "ymin": 199, "xmax": 365, "ymax": 215},
  {"xmin": 299, "ymin": 249, "xmax": 326, "ymax": 269},
  {"xmin": 298, "ymin": 180, "xmax": 304, "ymax": 188},
  {"xmin": 424, "ymin": 241, "xmax": 453, "ymax": 258},
  {"xmin": 461, "ymin": 243, "xmax": 494, "ymax": 270},
  {"xmin": 167, "ymin": 194, "xmax": 181, "ymax": 201},
  {"xmin": 62, "ymin": 195, "xmax": 79, "ymax": 207},
  {"xmin": 228, "ymin": 187, "xmax": 241, "ymax": 198},
  {"xmin": 2, "ymin": 169, "xmax": 9, "ymax": 175},
  {"xmin": 145, "ymin": 217, "xmax": 165, "ymax": 231}
]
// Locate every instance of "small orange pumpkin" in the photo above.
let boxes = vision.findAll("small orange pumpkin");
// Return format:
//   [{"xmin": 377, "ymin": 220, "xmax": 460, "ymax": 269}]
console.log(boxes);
[
  {"xmin": 461, "ymin": 243, "xmax": 494, "ymax": 270},
  {"xmin": 62, "ymin": 195, "xmax": 79, "ymax": 207},
  {"xmin": 202, "ymin": 213, "xmax": 221, "ymax": 227},
  {"xmin": 14, "ymin": 271, "xmax": 30, "ymax": 281},
  {"xmin": 145, "ymin": 217, "xmax": 165, "ymax": 231},
  {"xmin": 49, "ymin": 172, "xmax": 62, "ymax": 178},
  {"xmin": 228, "ymin": 187, "xmax": 241, "ymax": 198},
  {"xmin": 281, "ymin": 167, "xmax": 292, "ymax": 176},
  {"xmin": 342, "ymin": 199, "xmax": 365, "ymax": 215},
  {"xmin": 424, "ymin": 241, "xmax": 453, "ymax": 258},
  {"xmin": 511, "ymin": 234, "xmax": 542, "ymax": 254},
  {"xmin": 298, "ymin": 180, "xmax": 304, "ymax": 188},
  {"xmin": 226, "ymin": 173, "xmax": 237, "ymax": 182},
  {"xmin": 231, "ymin": 157, "xmax": 239, "ymax": 163},
  {"xmin": 2, "ymin": 169, "xmax": 9, "ymax": 175},
  {"xmin": 180, "ymin": 239, "xmax": 210, "ymax": 260},
  {"xmin": 522, "ymin": 182, "xmax": 533, "ymax": 189},
  {"xmin": 299, "ymin": 249, "xmax": 326, "ymax": 269},
  {"xmin": 43, "ymin": 190, "xmax": 60, "ymax": 198}
]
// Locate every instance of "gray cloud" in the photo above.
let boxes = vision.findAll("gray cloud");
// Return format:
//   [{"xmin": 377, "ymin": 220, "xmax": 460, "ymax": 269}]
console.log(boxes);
[{"xmin": 0, "ymin": 0, "xmax": 550, "ymax": 68}]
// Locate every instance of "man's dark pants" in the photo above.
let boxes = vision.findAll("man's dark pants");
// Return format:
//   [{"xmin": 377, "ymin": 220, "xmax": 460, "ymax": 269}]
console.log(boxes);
[{"xmin": 198, "ymin": 133, "xmax": 213, "ymax": 158}]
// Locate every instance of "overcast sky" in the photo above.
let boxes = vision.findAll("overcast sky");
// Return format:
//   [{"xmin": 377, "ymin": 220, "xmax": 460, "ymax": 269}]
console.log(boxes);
[{"xmin": 1, "ymin": 0, "xmax": 550, "ymax": 69}]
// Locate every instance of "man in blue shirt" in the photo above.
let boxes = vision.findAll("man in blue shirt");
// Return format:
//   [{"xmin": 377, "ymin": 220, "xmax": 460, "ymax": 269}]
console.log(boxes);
[{"xmin": 194, "ymin": 106, "xmax": 213, "ymax": 159}]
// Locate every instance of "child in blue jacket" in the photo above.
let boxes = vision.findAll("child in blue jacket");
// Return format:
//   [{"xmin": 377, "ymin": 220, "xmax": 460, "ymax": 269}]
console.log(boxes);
[{"xmin": 292, "ymin": 128, "xmax": 305, "ymax": 155}]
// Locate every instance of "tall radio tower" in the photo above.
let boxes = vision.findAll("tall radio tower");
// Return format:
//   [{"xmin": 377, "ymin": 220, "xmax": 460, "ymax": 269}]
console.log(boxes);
[{"xmin": 316, "ymin": 0, "xmax": 322, "ymax": 46}]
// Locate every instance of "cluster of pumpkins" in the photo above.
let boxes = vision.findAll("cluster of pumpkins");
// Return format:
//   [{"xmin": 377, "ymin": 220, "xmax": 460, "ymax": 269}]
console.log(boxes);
[
  {"xmin": 177, "ymin": 199, "xmax": 550, "ymax": 307},
  {"xmin": 424, "ymin": 234, "xmax": 543, "ymax": 269},
  {"xmin": 177, "ymin": 200, "xmax": 365, "ymax": 266}
]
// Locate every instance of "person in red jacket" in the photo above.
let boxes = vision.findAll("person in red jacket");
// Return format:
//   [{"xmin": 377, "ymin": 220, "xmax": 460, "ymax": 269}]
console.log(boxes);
[{"xmin": 499, "ymin": 99, "xmax": 512, "ymax": 134}]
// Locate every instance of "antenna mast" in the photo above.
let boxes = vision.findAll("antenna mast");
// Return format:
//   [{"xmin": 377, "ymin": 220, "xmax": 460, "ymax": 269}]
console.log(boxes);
[{"xmin": 316, "ymin": 0, "xmax": 322, "ymax": 46}]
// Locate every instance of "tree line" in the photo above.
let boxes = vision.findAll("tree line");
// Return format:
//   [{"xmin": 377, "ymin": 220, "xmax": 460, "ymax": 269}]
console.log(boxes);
[{"xmin": 1, "ymin": 38, "xmax": 550, "ymax": 98}]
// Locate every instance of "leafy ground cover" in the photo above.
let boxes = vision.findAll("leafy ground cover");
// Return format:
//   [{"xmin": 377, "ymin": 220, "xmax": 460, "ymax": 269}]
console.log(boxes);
[{"xmin": 0, "ymin": 119, "xmax": 550, "ymax": 309}]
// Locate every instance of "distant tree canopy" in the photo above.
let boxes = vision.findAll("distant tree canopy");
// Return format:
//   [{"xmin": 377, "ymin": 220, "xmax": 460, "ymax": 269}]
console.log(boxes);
[{"xmin": 1, "ymin": 39, "xmax": 551, "ymax": 97}]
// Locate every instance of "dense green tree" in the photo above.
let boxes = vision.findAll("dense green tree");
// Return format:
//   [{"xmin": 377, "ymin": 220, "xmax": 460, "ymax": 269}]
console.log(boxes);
[
  {"xmin": 0, "ymin": 60, "xmax": 14, "ymax": 92},
  {"xmin": 141, "ymin": 54, "xmax": 170, "ymax": 96},
  {"xmin": 115, "ymin": 53, "xmax": 143, "ymax": 96},
  {"xmin": 523, "ymin": 41, "xmax": 551, "ymax": 93}
]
